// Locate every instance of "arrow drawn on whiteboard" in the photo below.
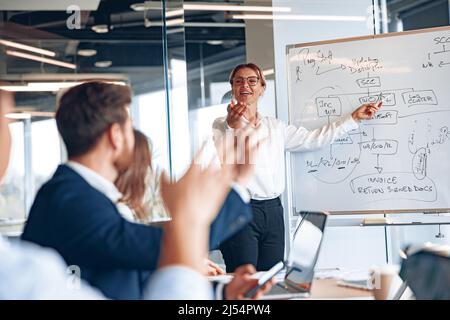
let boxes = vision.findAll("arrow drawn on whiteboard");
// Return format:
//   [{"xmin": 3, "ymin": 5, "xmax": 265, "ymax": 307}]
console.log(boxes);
[
  {"xmin": 408, "ymin": 131, "xmax": 417, "ymax": 154},
  {"xmin": 375, "ymin": 154, "xmax": 383, "ymax": 174},
  {"xmin": 434, "ymin": 44, "xmax": 450, "ymax": 54},
  {"xmin": 315, "ymin": 65, "xmax": 341, "ymax": 76}
]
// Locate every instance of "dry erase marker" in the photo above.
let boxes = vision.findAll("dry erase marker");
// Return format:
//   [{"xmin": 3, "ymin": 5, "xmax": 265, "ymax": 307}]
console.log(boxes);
[{"xmin": 376, "ymin": 92, "xmax": 383, "ymax": 103}]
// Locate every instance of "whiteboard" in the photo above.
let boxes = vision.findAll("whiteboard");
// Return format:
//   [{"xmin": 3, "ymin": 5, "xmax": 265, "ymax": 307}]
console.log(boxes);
[{"xmin": 287, "ymin": 26, "xmax": 450, "ymax": 214}]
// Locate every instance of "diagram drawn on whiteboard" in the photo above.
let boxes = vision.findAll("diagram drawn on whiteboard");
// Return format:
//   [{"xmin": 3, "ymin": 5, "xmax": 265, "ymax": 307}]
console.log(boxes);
[{"xmin": 287, "ymin": 28, "xmax": 450, "ymax": 211}]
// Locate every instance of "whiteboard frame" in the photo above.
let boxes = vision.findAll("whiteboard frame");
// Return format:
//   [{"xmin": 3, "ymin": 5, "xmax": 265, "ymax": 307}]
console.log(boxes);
[
  {"xmin": 286, "ymin": 25, "xmax": 450, "ymax": 53},
  {"xmin": 286, "ymin": 26, "xmax": 450, "ymax": 215}
]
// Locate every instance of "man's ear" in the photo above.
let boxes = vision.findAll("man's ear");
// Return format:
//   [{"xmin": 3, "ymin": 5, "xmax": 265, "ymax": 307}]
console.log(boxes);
[{"xmin": 108, "ymin": 123, "xmax": 124, "ymax": 151}]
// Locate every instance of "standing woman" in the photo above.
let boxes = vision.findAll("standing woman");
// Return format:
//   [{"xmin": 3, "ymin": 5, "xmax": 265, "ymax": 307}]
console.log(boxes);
[{"xmin": 213, "ymin": 63, "xmax": 382, "ymax": 272}]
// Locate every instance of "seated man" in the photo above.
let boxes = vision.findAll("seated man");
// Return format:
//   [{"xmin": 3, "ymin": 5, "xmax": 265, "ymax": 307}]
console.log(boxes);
[
  {"xmin": 21, "ymin": 82, "xmax": 254, "ymax": 299},
  {"xmin": 0, "ymin": 89, "xmax": 270, "ymax": 300}
]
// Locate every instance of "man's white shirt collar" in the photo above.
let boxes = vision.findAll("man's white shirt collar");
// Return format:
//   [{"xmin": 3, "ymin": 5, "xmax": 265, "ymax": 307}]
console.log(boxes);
[{"xmin": 66, "ymin": 161, "xmax": 122, "ymax": 203}]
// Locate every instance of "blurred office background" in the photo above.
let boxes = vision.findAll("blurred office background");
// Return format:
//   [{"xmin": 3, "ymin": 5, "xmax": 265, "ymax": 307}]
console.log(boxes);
[{"xmin": 1, "ymin": 0, "xmax": 449, "ymax": 271}]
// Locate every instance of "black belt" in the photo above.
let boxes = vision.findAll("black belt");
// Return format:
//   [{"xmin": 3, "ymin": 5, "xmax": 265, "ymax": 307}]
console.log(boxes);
[{"xmin": 250, "ymin": 196, "xmax": 281, "ymax": 207}]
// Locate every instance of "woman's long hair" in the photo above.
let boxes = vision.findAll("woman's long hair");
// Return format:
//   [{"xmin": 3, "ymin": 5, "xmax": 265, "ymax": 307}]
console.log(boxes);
[{"xmin": 116, "ymin": 129, "xmax": 152, "ymax": 220}]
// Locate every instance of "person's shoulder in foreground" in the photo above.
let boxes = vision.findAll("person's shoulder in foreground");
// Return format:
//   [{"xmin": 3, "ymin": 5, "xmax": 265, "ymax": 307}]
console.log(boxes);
[{"xmin": 0, "ymin": 236, "xmax": 103, "ymax": 300}]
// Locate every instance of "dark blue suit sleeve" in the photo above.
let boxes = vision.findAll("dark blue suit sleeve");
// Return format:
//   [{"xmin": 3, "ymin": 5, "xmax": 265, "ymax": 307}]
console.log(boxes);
[
  {"xmin": 48, "ymin": 195, "xmax": 162, "ymax": 270},
  {"xmin": 209, "ymin": 189, "xmax": 252, "ymax": 249}
]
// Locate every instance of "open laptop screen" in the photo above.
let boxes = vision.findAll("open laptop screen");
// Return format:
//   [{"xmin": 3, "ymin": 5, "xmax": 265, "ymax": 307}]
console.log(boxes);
[{"xmin": 285, "ymin": 211, "xmax": 328, "ymax": 291}]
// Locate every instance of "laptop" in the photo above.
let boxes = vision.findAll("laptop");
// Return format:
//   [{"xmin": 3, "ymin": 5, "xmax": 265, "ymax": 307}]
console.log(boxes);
[{"xmin": 261, "ymin": 211, "xmax": 328, "ymax": 300}]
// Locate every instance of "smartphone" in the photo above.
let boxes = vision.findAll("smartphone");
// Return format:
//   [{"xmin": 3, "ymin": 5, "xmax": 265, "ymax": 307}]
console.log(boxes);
[{"xmin": 244, "ymin": 261, "xmax": 285, "ymax": 298}]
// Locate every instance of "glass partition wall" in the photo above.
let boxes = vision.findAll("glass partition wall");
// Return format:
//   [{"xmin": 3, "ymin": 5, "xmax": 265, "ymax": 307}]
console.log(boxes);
[{"xmin": 0, "ymin": 0, "xmax": 172, "ymax": 234}]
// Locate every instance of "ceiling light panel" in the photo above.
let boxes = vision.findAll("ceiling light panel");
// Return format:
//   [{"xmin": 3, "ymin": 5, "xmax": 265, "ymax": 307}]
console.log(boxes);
[
  {"xmin": 0, "ymin": 40, "xmax": 55, "ymax": 57},
  {"xmin": 6, "ymin": 50, "xmax": 76, "ymax": 70}
]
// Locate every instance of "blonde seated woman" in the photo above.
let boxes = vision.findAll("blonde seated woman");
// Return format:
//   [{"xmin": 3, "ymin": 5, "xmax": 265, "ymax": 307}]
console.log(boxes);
[{"xmin": 115, "ymin": 129, "xmax": 225, "ymax": 276}]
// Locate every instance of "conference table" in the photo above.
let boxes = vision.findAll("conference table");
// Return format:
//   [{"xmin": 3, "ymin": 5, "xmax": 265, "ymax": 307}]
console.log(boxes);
[{"xmin": 309, "ymin": 278, "xmax": 373, "ymax": 299}]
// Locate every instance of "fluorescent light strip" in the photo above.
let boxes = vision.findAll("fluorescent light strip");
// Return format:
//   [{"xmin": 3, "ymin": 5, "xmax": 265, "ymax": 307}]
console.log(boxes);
[
  {"xmin": 134, "ymin": 2, "xmax": 291, "ymax": 13},
  {"xmin": 166, "ymin": 9, "xmax": 184, "ymax": 18},
  {"xmin": 6, "ymin": 50, "xmax": 76, "ymax": 70},
  {"xmin": 166, "ymin": 18, "xmax": 185, "ymax": 27},
  {"xmin": 0, "ymin": 86, "xmax": 44, "ymax": 92},
  {"xmin": 232, "ymin": 14, "xmax": 367, "ymax": 22},
  {"xmin": 5, "ymin": 112, "xmax": 31, "ymax": 120},
  {"xmin": 184, "ymin": 22, "xmax": 244, "ymax": 28},
  {"xmin": 0, "ymin": 40, "xmax": 55, "ymax": 57},
  {"xmin": 5, "ymin": 111, "xmax": 55, "ymax": 119},
  {"xmin": 0, "ymin": 81, "xmax": 126, "ymax": 92},
  {"xmin": 27, "ymin": 81, "xmax": 126, "ymax": 88},
  {"xmin": 183, "ymin": 3, "xmax": 291, "ymax": 12},
  {"xmin": 0, "ymin": 85, "xmax": 75, "ymax": 92},
  {"xmin": 263, "ymin": 68, "xmax": 274, "ymax": 76}
]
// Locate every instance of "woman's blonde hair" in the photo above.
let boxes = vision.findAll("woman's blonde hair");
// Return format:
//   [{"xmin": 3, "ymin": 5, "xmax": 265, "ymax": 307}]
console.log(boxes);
[{"xmin": 115, "ymin": 129, "xmax": 151, "ymax": 221}]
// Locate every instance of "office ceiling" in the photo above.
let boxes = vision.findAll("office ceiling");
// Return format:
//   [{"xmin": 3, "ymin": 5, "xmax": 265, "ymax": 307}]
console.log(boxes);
[
  {"xmin": 0, "ymin": 0, "xmax": 448, "ymax": 114},
  {"xmin": 1, "ymin": 0, "xmax": 247, "ymax": 72}
]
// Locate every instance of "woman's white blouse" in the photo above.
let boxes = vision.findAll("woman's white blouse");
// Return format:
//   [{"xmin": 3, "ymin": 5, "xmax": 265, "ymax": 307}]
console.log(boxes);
[{"xmin": 213, "ymin": 114, "xmax": 359, "ymax": 200}]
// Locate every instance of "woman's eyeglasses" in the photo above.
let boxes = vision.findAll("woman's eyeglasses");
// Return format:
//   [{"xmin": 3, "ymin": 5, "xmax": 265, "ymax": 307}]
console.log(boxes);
[{"xmin": 232, "ymin": 76, "xmax": 259, "ymax": 86}]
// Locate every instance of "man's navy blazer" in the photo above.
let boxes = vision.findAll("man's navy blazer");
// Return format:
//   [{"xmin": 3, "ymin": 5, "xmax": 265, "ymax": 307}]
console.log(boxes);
[{"xmin": 21, "ymin": 165, "xmax": 252, "ymax": 299}]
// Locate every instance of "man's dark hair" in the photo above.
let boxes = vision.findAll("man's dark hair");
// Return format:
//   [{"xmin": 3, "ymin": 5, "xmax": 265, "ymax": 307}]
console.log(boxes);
[{"xmin": 56, "ymin": 81, "xmax": 131, "ymax": 158}]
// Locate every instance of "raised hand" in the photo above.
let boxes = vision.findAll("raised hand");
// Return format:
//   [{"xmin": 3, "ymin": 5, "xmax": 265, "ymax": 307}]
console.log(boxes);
[
  {"xmin": 215, "ymin": 123, "xmax": 263, "ymax": 187},
  {"xmin": 158, "ymin": 127, "xmax": 262, "ymax": 273},
  {"xmin": 351, "ymin": 102, "xmax": 383, "ymax": 121},
  {"xmin": 226, "ymin": 100, "xmax": 247, "ymax": 129},
  {"xmin": 158, "ymin": 144, "xmax": 235, "ymax": 272},
  {"xmin": 160, "ymin": 144, "xmax": 234, "ymax": 227}
]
